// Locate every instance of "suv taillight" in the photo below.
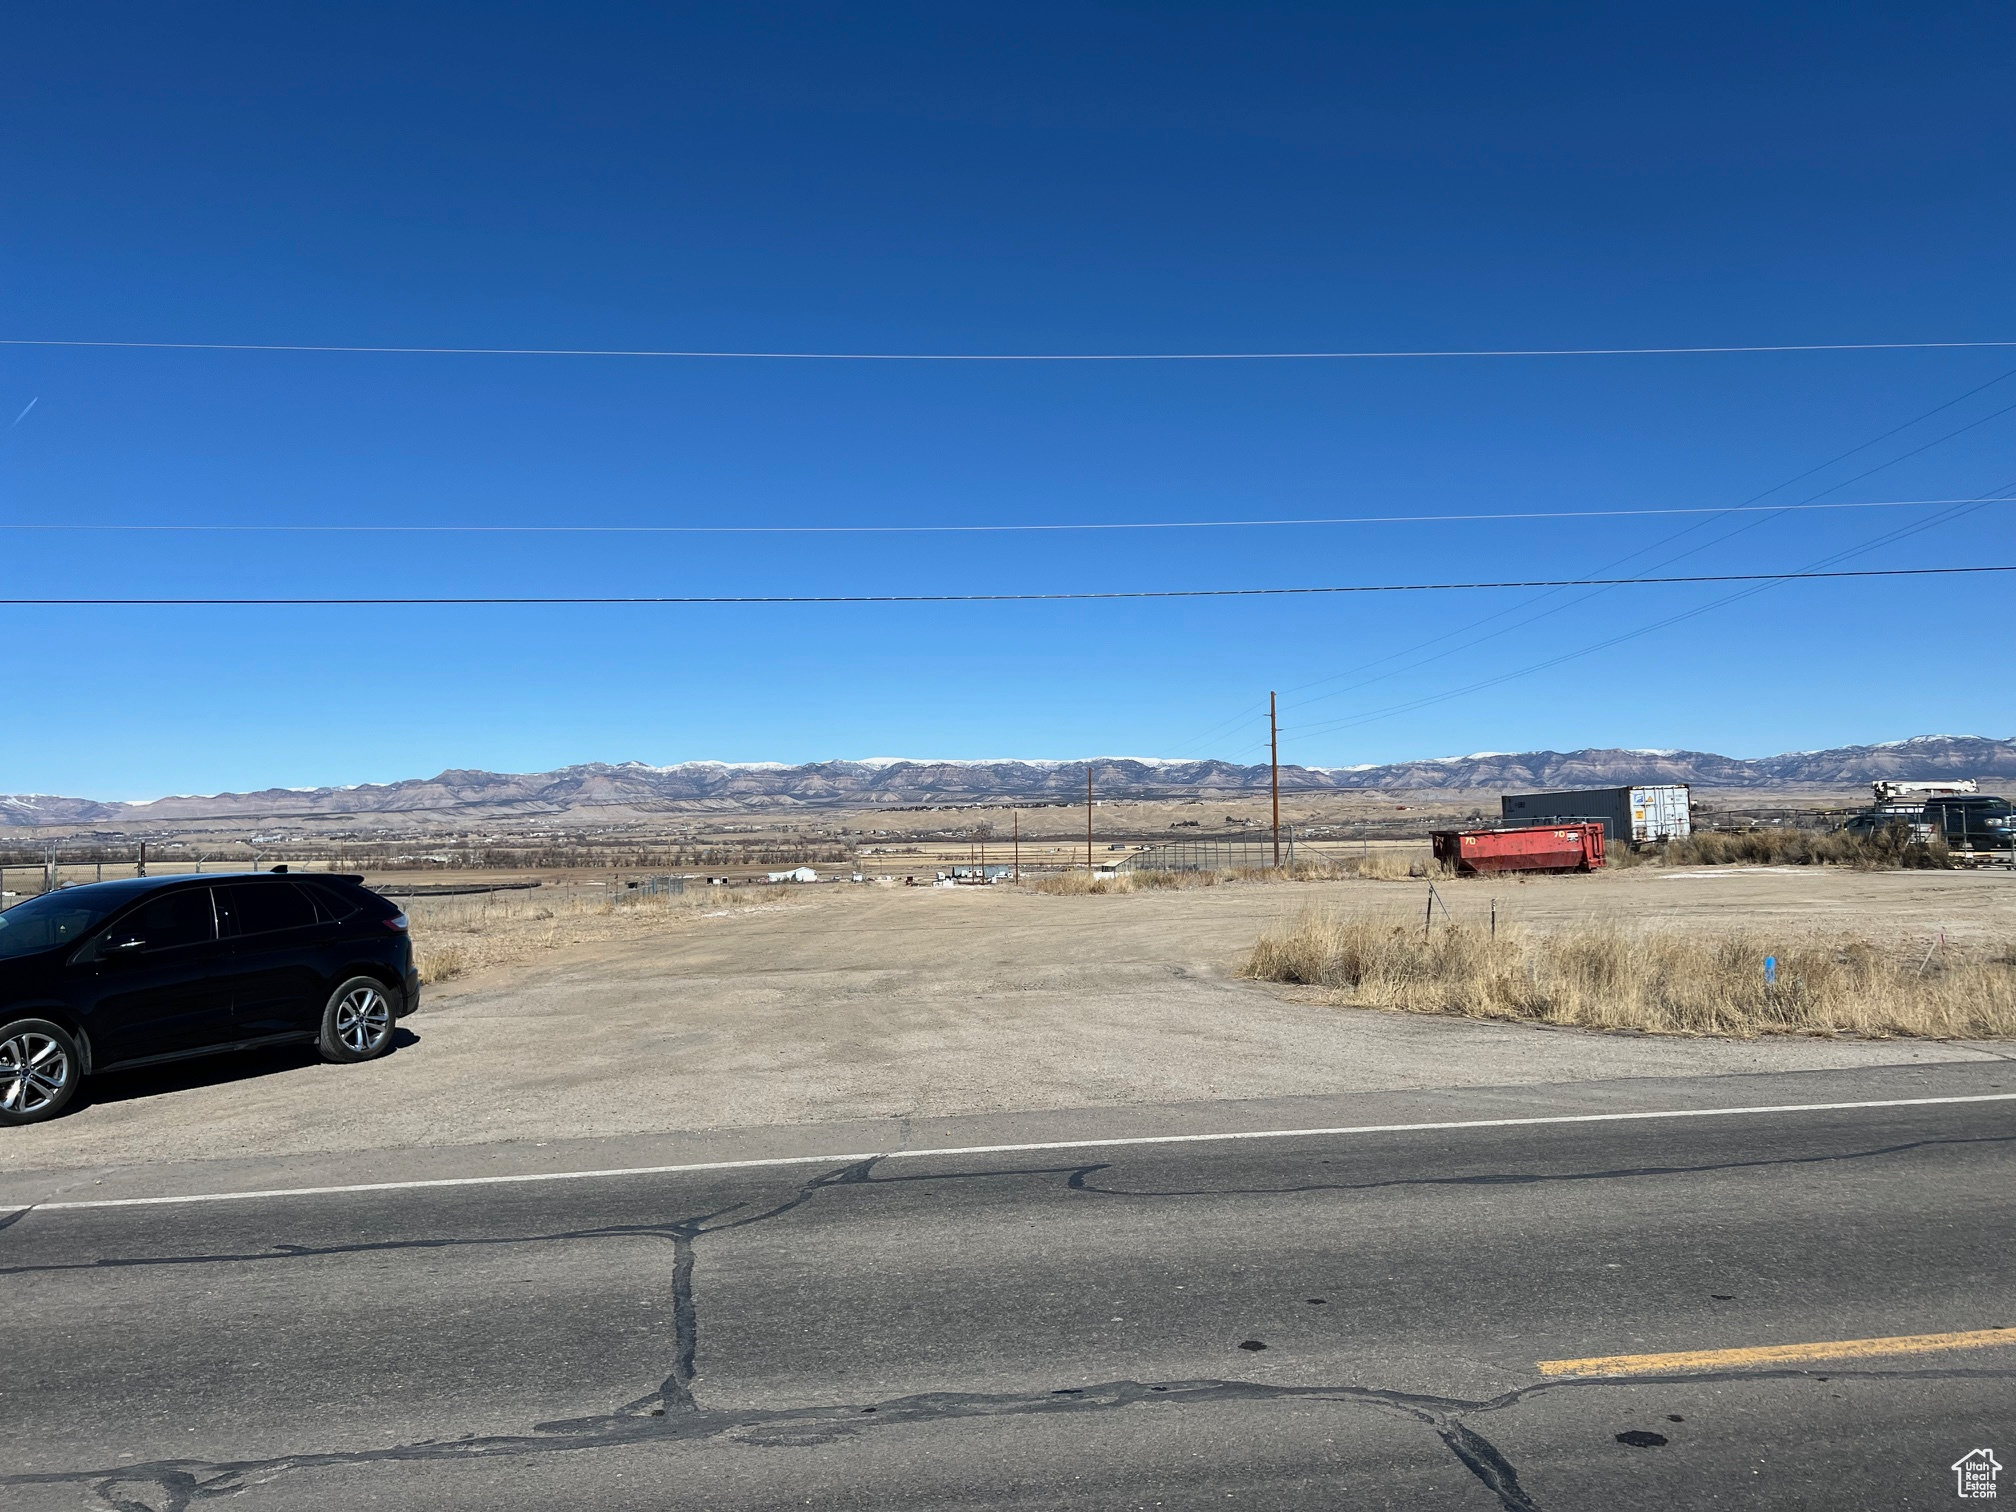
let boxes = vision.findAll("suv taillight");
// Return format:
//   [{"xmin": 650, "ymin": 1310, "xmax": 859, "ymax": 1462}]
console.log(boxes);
[{"xmin": 384, "ymin": 913, "xmax": 409, "ymax": 932}]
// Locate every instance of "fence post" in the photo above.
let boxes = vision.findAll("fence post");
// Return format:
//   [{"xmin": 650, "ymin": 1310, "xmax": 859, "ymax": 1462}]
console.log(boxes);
[{"xmin": 1424, "ymin": 881, "xmax": 1452, "ymax": 938}]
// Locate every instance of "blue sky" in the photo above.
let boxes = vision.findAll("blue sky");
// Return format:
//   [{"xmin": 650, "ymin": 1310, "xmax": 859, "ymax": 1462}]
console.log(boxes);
[{"xmin": 3, "ymin": 2, "xmax": 2013, "ymax": 799}]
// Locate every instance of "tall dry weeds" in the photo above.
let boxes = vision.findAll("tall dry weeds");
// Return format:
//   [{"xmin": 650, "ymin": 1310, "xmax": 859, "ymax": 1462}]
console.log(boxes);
[
  {"xmin": 1333, "ymin": 850, "xmax": 1430, "ymax": 881},
  {"xmin": 1242, "ymin": 907, "xmax": 2015, "ymax": 1039},
  {"xmin": 1026, "ymin": 870, "xmax": 1138, "ymax": 894},
  {"xmin": 1129, "ymin": 868, "xmax": 1229, "ymax": 890},
  {"xmin": 1612, "ymin": 826, "xmax": 1955, "ymax": 869}
]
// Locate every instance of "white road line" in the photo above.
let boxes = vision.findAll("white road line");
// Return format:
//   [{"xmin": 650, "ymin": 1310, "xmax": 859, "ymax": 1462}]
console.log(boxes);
[{"xmin": 13, "ymin": 1092, "xmax": 2016, "ymax": 1213}]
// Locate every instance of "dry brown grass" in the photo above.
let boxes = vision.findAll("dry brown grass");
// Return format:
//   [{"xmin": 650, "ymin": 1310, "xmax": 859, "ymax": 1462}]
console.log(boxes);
[
  {"xmin": 408, "ymin": 884, "xmax": 785, "ymax": 984},
  {"xmin": 1331, "ymin": 849, "xmax": 1432, "ymax": 880},
  {"xmin": 1025, "ymin": 869, "xmax": 1141, "ymax": 894},
  {"xmin": 1128, "ymin": 868, "xmax": 1233, "ymax": 890},
  {"xmin": 1242, "ymin": 906, "xmax": 2016, "ymax": 1039},
  {"xmin": 1610, "ymin": 827, "xmax": 1955, "ymax": 869}
]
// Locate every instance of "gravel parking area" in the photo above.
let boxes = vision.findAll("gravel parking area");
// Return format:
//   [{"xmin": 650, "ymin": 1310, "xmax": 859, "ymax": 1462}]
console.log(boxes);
[{"xmin": 5, "ymin": 867, "xmax": 2011, "ymax": 1174}]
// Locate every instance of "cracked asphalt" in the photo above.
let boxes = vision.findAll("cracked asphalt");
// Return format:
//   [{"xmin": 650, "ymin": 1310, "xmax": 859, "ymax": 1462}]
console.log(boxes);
[{"xmin": 3, "ymin": 1065, "xmax": 2012, "ymax": 1509}]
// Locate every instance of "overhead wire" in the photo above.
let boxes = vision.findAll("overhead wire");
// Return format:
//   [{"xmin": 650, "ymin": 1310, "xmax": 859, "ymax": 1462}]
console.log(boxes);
[
  {"xmin": 0, "ymin": 563, "xmax": 2007, "ymax": 606},
  {"xmin": 1166, "ymin": 363, "xmax": 2016, "ymax": 764},
  {"xmin": 3, "ymin": 495, "xmax": 2010, "ymax": 535},
  {"xmin": 1158, "ymin": 701, "xmax": 1275, "ymax": 761},
  {"xmin": 15, "ymin": 331, "xmax": 2015, "ymax": 764},
  {"xmin": 1281, "ymin": 488, "xmax": 2016, "ymax": 742},
  {"xmin": 1275, "ymin": 377, "xmax": 2016, "ymax": 714},
  {"xmin": 5, "ymin": 337, "xmax": 2016, "ymax": 361}
]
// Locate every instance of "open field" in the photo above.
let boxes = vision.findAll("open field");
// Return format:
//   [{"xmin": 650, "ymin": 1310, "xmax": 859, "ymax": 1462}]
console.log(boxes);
[
  {"xmin": 413, "ymin": 855, "xmax": 2016, "ymax": 978},
  {"xmin": 403, "ymin": 882, "xmax": 792, "ymax": 983},
  {"xmin": 6, "ymin": 864, "xmax": 2012, "ymax": 1176}
]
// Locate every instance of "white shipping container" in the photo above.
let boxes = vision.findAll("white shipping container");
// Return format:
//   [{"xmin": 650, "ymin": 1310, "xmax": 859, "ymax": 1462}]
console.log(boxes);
[{"xmin": 1626, "ymin": 784, "xmax": 1691, "ymax": 842}]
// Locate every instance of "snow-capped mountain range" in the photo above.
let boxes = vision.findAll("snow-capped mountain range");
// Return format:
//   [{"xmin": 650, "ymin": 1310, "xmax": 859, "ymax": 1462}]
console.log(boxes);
[{"xmin": 2, "ymin": 735, "xmax": 2012, "ymax": 829}]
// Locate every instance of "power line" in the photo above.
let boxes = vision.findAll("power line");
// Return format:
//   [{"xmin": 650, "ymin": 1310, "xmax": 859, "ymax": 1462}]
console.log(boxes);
[
  {"xmin": 1276, "ymin": 456, "xmax": 2012, "ymax": 721},
  {"xmin": 1273, "ymin": 379, "xmax": 2016, "ymax": 714},
  {"xmin": 5, "ymin": 337, "xmax": 2016, "ymax": 361},
  {"xmin": 2, "ymin": 564, "xmax": 2007, "ymax": 607},
  {"xmin": 1281, "ymin": 490, "xmax": 2014, "ymax": 742},
  {"xmin": 1160, "ymin": 701, "xmax": 1273, "ymax": 761},
  {"xmin": 1674, "ymin": 364, "xmax": 2016, "ymax": 507},
  {"xmin": 3, "ymin": 495, "xmax": 2007, "ymax": 535},
  {"xmin": 1127, "ymin": 361, "xmax": 2016, "ymax": 764}
]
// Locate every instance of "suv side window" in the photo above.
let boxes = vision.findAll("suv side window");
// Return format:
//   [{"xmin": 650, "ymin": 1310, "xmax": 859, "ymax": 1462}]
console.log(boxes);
[
  {"xmin": 106, "ymin": 889, "xmax": 218, "ymax": 953},
  {"xmin": 221, "ymin": 882, "xmax": 321, "ymax": 937}
]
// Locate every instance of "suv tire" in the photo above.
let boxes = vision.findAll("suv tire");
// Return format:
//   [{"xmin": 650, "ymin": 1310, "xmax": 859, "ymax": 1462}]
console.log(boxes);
[
  {"xmin": 317, "ymin": 977, "xmax": 397, "ymax": 1064},
  {"xmin": 0, "ymin": 1017, "xmax": 82, "ymax": 1125}
]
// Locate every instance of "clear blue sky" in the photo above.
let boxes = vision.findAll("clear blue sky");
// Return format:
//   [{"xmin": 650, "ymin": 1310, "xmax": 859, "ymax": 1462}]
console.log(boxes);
[{"xmin": 4, "ymin": 2, "xmax": 2012, "ymax": 799}]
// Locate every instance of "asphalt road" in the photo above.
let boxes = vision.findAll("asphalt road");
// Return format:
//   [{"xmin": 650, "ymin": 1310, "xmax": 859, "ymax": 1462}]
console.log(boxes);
[{"xmin": 4, "ymin": 1068, "xmax": 2013, "ymax": 1510}]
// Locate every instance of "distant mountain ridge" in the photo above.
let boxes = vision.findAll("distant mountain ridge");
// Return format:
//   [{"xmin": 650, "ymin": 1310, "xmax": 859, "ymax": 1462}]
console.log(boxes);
[{"xmin": 4, "ymin": 735, "xmax": 2013, "ymax": 830}]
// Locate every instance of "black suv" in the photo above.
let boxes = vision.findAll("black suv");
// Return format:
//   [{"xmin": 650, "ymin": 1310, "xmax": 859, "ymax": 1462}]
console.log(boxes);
[{"xmin": 0, "ymin": 870, "xmax": 419, "ymax": 1124}]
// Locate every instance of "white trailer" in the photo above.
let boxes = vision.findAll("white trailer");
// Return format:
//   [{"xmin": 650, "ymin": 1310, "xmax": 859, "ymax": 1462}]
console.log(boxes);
[{"xmin": 1501, "ymin": 784, "xmax": 1692, "ymax": 845}]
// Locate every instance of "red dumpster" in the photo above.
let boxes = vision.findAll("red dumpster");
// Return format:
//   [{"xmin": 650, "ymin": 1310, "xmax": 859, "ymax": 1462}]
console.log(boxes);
[{"xmin": 1430, "ymin": 823, "xmax": 1606, "ymax": 876}]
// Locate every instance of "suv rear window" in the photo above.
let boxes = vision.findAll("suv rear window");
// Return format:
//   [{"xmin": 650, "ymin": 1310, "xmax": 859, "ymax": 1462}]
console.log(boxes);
[{"xmin": 301, "ymin": 880, "xmax": 366, "ymax": 921}]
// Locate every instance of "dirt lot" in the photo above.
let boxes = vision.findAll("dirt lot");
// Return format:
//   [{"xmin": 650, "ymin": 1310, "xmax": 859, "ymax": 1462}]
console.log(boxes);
[{"xmin": 5, "ymin": 865, "xmax": 2011, "ymax": 1176}]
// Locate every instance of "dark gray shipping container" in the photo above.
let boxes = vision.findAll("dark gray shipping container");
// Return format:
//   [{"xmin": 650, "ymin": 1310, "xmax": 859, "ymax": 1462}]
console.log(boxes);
[{"xmin": 1500, "ymin": 784, "xmax": 1691, "ymax": 844}]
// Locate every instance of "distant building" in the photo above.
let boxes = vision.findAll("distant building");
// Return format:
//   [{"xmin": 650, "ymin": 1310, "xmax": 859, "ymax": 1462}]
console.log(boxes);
[{"xmin": 765, "ymin": 866, "xmax": 819, "ymax": 883}]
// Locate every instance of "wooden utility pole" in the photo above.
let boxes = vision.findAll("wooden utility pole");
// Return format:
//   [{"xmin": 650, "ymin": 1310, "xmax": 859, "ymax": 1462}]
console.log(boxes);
[
  {"xmin": 1012, "ymin": 809, "xmax": 1020, "ymax": 882},
  {"xmin": 1086, "ymin": 765, "xmax": 1095, "ymax": 871},
  {"xmin": 1270, "ymin": 690, "xmax": 1281, "ymax": 869}
]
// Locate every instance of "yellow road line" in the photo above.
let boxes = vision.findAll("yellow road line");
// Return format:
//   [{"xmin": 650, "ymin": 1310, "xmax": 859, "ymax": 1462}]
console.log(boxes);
[{"xmin": 1538, "ymin": 1328, "xmax": 2016, "ymax": 1378}]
